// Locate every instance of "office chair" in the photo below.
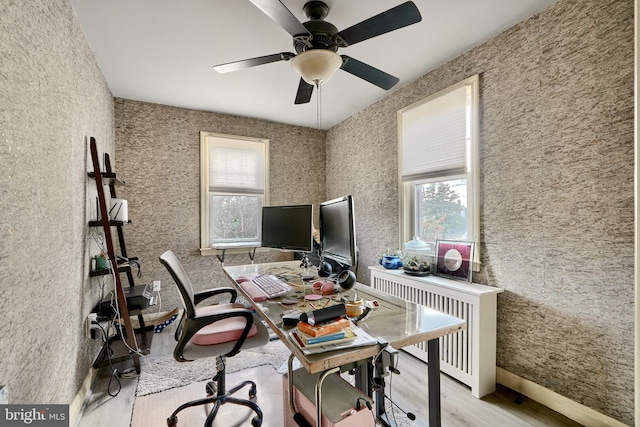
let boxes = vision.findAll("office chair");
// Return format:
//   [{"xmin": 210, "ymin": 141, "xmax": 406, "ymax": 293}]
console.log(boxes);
[{"xmin": 159, "ymin": 250, "xmax": 269, "ymax": 427}]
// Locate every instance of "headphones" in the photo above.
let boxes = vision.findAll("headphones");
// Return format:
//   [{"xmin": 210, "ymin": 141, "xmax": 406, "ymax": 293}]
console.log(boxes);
[
  {"xmin": 318, "ymin": 259, "xmax": 356, "ymax": 289},
  {"xmin": 318, "ymin": 261, "xmax": 333, "ymax": 277},
  {"xmin": 338, "ymin": 269, "xmax": 356, "ymax": 289}
]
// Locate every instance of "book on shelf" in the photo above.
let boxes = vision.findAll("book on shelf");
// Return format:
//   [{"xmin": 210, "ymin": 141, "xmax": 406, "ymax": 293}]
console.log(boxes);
[
  {"xmin": 289, "ymin": 322, "xmax": 378, "ymax": 355},
  {"xmin": 297, "ymin": 317, "xmax": 350, "ymax": 338}
]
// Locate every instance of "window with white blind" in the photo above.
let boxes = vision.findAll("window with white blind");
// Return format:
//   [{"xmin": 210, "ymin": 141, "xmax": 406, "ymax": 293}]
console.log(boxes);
[
  {"xmin": 398, "ymin": 75, "xmax": 480, "ymax": 266},
  {"xmin": 200, "ymin": 131, "xmax": 269, "ymax": 254}
]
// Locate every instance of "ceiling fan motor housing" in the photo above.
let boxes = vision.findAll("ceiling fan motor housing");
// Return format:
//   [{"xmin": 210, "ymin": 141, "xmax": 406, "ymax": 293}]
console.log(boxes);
[
  {"xmin": 303, "ymin": 1, "xmax": 329, "ymax": 20},
  {"xmin": 295, "ymin": 1, "xmax": 339, "ymax": 54}
]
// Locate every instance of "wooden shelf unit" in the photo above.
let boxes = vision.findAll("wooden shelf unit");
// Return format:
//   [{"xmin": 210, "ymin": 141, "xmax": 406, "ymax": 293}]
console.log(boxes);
[{"xmin": 88, "ymin": 137, "xmax": 151, "ymax": 373}]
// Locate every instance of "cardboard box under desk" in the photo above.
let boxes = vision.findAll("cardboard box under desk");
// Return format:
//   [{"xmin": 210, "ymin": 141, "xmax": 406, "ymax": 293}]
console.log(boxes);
[{"xmin": 282, "ymin": 368, "xmax": 374, "ymax": 427}]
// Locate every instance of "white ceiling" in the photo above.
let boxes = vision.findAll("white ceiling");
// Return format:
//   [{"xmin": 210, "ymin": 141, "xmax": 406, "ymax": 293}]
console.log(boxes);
[{"xmin": 70, "ymin": 0, "xmax": 558, "ymax": 130}]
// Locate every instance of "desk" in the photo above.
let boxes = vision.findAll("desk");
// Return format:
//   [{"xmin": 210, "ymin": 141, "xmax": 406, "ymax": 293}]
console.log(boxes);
[{"xmin": 223, "ymin": 261, "xmax": 465, "ymax": 426}]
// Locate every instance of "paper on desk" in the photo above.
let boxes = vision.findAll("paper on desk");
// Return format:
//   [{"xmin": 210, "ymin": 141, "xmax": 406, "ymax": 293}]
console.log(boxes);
[{"xmin": 289, "ymin": 323, "xmax": 378, "ymax": 355}]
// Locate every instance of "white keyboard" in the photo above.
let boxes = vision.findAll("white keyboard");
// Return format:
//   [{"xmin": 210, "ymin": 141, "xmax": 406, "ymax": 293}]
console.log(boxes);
[{"xmin": 240, "ymin": 275, "xmax": 292, "ymax": 301}]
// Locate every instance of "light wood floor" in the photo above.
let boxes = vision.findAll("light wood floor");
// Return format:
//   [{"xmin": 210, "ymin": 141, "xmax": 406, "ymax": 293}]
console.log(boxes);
[{"xmin": 77, "ymin": 321, "xmax": 583, "ymax": 427}]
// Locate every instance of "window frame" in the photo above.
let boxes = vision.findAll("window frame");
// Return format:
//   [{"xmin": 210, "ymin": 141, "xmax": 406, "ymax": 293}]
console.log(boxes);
[
  {"xmin": 398, "ymin": 75, "xmax": 480, "ymax": 267},
  {"xmin": 199, "ymin": 131, "xmax": 270, "ymax": 256}
]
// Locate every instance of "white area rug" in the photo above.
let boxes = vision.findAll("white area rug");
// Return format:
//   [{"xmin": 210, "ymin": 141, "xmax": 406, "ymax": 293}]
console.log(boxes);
[
  {"xmin": 136, "ymin": 338, "xmax": 290, "ymax": 397},
  {"xmin": 132, "ymin": 365, "xmax": 284, "ymax": 427},
  {"xmin": 135, "ymin": 337, "xmax": 417, "ymax": 426}
]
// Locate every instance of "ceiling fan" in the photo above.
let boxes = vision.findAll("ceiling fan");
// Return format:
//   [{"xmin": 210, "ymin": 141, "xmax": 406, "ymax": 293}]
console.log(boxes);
[{"xmin": 213, "ymin": 0, "xmax": 422, "ymax": 104}]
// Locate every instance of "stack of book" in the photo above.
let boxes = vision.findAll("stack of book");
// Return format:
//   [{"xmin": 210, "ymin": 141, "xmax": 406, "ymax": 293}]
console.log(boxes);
[
  {"xmin": 291, "ymin": 317, "xmax": 353, "ymax": 349},
  {"xmin": 289, "ymin": 316, "xmax": 377, "ymax": 354}
]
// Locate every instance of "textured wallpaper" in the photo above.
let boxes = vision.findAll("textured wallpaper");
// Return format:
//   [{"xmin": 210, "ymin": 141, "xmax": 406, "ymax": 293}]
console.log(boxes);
[
  {"xmin": 114, "ymin": 100, "xmax": 326, "ymax": 313},
  {"xmin": 327, "ymin": 0, "xmax": 634, "ymax": 424},
  {"xmin": 1, "ymin": 0, "xmax": 114, "ymax": 408},
  {"xmin": 1, "ymin": 0, "xmax": 632, "ymax": 425}
]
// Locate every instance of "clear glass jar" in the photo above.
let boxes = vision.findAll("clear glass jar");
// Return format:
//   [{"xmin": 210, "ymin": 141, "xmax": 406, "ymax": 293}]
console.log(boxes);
[{"xmin": 403, "ymin": 236, "xmax": 432, "ymax": 275}]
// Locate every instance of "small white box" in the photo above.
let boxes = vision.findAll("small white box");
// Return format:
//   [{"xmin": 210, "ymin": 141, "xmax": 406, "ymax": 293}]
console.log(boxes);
[{"xmin": 109, "ymin": 198, "xmax": 128, "ymax": 222}]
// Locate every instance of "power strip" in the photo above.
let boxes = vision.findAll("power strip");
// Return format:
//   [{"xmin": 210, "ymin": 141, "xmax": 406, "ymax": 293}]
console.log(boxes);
[{"xmin": 85, "ymin": 313, "xmax": 98, "ymax": 339}]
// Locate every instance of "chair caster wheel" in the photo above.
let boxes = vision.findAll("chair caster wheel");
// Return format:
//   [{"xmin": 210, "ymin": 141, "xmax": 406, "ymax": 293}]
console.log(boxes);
[
  {"xmin": 205, "ymin": 381, "xmax": 217, "ymax": 396},
  {"xmin": 167, "ymin": 415, "xmax": 177, "ymax": 427},
  {"xmin": 251, "ymin": 416, "xmax": 262, "ymax": 427}
]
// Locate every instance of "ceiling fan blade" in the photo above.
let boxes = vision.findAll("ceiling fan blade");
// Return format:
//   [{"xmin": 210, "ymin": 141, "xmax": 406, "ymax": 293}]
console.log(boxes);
[
  {"xmin": 340, "ymin": 56, "xmax": 399, "ymax": 90},
  {"xmin": 213, "ymin": 52, "xmax": 295, "ymax": 73},
  {"xmin": 249, "ymin": 0, "xmax": 311, "ymax": 39},
  {"xmin": 294, "ymin": 78, "xmax": 314, "ymax": 104},
  {"xmin": 336, "ymin": 1, "xmax": 422, "ymax": 47}
]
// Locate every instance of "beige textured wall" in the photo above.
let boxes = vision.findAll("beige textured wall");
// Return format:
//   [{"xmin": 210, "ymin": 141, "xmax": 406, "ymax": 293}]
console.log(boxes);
[
  {"xmin": 1, "ymin": 0, "xmax": 630, "ymax": 424},
  {"xmin": 0, "ymin": 1, "xmax": 113, "ymax": 405},
  {"xmin": 327, "ymin": 0, "xmax": 634, "ymax": 424},
  {"xmin": 114, "ymin": 99, "xmax": 326, "ymax": 309}
]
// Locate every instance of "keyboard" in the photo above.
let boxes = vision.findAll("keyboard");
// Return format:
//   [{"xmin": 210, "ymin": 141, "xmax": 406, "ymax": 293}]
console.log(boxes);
[{"xmin": 240, "ymin": 275, "xmax": 292, "ymax": 302}]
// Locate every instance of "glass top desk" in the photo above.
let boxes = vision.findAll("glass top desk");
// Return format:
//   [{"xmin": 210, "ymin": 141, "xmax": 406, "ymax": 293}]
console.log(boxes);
[{"xmin": 223, "ymin": 261, "xmax": 466, "ymax": 426}]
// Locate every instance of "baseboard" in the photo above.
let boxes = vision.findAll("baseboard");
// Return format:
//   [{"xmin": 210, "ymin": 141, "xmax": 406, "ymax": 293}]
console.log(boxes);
[
  {"xmin": 69, "ymin": 367, "xmax": 98, "ymax": 427},
  {"xmin": 496, "ymin": 367, "xmax": 628, "ymax": 427}
]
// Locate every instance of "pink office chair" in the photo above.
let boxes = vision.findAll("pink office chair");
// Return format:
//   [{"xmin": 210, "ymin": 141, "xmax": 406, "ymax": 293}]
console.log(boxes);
[{"xmin": 159, "ymin": 250, "xmax": 269, "ymax": 427}]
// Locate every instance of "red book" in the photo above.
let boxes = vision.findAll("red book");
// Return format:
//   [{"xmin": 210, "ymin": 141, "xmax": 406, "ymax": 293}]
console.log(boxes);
[{"xmin": 297, "ymin": 317, "xmax": 349, "ymax": 337}]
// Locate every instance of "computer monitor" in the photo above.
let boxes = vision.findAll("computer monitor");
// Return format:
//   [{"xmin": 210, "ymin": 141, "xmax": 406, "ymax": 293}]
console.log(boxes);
[
  {"xmin": 319, "ymin": 195, "xmax": 357, "ymax": 269},
  {"xmin": 261, "ymin": 204, "xmax": 313, "ymax": 252}
]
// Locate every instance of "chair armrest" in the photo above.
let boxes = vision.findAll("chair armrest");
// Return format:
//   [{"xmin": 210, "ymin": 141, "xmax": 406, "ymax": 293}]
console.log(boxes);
[
  {"xmin": 193, "ymin": 287, "xmax": 238, "ymax": 306},
  {"xmin": 175, "ymin": 308, "xmax": 255, "ymax": 360}
]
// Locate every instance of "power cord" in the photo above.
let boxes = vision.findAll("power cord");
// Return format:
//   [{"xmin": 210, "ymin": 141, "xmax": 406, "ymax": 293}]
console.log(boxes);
[
  {"xmin": 93, "ymin": 321, "xmax": 121, "ymax": 397},
  {"xmin": 107, "ymin": 268, "xmax": 145, "ymax": 359},
  {"xmin": 355, "ymin": 397, "xmax": 377, "ymax": 425},
  {"xmin": 371, "ymin": 348, "xmax": 417, "ymax": 424},
  {"xmin": 355, "ymin": 397, "xmax": 372, "ymax": 411},
  {"xmin": 93, "ymin": 320, "xmax": 140, "ymax": 396}
]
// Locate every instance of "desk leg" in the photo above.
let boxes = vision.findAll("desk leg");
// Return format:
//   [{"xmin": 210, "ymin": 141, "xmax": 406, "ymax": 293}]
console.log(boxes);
[
  {"xmin": 287, "ymin": 354, "xmax": 296, "ymax": 416},
  {"xmin": 427, "ymin": 338, "xmax": 441, "ymax": 427},
  {"xmin": 354, "ymin": 361, "xmax": 372, "ymax": 396},
  {"xmin": 315, "ymin": 367, "xmax": 340, "ymax": 427}
]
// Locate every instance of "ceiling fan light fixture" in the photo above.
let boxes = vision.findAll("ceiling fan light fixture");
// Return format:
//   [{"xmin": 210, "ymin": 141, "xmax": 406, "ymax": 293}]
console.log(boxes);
[{"xmin": 291, "ymin": 50, "xmax": 342, "ymax": 86}]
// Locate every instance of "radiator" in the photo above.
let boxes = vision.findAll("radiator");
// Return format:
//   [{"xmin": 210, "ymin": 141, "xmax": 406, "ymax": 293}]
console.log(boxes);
[{"xmin": 370, "ymin": 265, "xmax": 503, "ymax": 398}]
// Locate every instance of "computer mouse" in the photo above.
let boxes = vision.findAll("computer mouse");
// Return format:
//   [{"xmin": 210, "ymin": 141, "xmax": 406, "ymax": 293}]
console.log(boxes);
[{"xmin": 236, "ymin": 276, "xmax": 251, "ymax": 283}]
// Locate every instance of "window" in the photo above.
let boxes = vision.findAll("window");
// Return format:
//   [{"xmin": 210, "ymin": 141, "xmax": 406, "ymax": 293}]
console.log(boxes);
[
  {"xmin": 200, "ymin": 132, "xmax": 269, "ymax": 254},
  {"xmin": 398, "ymin": 75, "xmax": 480, "ymax": 266}
]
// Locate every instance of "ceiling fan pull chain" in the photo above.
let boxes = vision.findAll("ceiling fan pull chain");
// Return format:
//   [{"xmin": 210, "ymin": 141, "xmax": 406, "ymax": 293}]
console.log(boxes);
[{"xmin": 316, "ymin": 81, "xmax": 322, "ymax": 129}]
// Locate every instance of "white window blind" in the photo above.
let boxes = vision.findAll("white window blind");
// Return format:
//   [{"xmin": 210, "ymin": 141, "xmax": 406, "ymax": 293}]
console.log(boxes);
[
  {"xmin": 200, "ymin": 132, "xmax": 269, "ymax": 254},
  {"xmin": 209, "ymin": 137, "xmax": 265, "ymax": 194},
  {"xmin": 398, "ymin": 75, "xmax": 480, "ymax": 267},
  {"xmin": 400, "ymin": 84, "xmax": 469, "ymax": 180}
]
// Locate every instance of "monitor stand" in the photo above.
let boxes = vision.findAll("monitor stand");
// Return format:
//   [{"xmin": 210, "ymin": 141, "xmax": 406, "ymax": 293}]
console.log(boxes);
[{"xmin": 299, "ymin": 252, "xmax": 315, "ymax": 281}]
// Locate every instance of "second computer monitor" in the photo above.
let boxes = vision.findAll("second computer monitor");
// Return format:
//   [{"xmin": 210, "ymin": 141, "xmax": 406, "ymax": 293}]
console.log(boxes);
[
  {"xmin": 261, "ymin": 204, "xmax": 313, "ymax": 252},
  {"xmin": 319, "ymin": 195, "xmax": 357, "ymax": 269}
]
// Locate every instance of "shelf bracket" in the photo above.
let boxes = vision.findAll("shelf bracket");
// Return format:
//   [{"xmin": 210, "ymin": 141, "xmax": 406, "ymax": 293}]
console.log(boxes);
[
  {"xmin": 216, "ymin": 249, "xmax": 226, "ymax": 266},
  {"xmin": 215, "ymin": 247, "xmax": 258, "ymax": 266}
]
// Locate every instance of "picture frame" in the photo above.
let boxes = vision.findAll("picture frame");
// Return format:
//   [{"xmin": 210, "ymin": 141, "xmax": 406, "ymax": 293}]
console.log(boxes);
[{"xmin": 435, "ymin": 240, "xmax": 474, "ymax": 283}]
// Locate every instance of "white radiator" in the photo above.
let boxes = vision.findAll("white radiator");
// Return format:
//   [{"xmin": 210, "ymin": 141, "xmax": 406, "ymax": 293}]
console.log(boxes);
[{"xmin": 370, "ymin": 265, "xmax": 503, "ymax": 398}]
